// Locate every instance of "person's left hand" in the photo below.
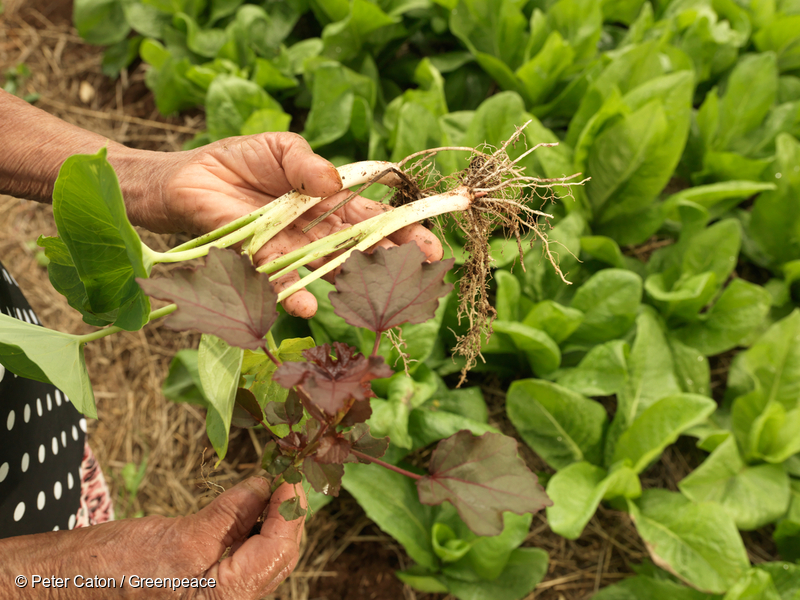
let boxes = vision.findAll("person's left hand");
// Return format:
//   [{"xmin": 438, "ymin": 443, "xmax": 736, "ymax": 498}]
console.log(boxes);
[
  {"xmin": 128, "ymin": 133, "xmax": 442, "ymax": 318},
  {"xmin": 1, "ymin": 478, "xmax": 306, "ymax": 600}
]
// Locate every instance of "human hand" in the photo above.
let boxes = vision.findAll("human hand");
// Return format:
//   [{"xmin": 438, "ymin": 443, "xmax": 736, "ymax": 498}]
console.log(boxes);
[
  {"xmin": 1, "ymin": 478, "xmax": 306, "ymax": 600},
  {"xmin": 130, "ymin": 132, "xmax": 442, "ymax": 318}
]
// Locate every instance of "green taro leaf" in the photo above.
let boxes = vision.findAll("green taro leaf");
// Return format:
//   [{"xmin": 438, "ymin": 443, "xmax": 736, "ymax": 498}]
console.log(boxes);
[
  {"xmin": 0, "ymin": 314, "xmax": 96, "ymax": 418},
  {"xmin": 546, "ymin": 461, "xmax": 640, "ymax": 540},
  {"xmin": 507, "ymin": 379, "xmax": 608, "ymax": 469},
  {"xmin": 629, "ymin": 490, "xmax": 749, "ymax": 594},
  {"xmin": 611, "ymin": 394, "xmax": 717, "ymax": 474},
  {"xmin": 679, "ymin": 436, "xmax": 791, "ymax": 531},
  {"xmin": 673, "ymin": 279, "xmax": 772, "ymax": 356},
  {"xmin": 138, "ymin": 248, "xmax": 278, "ymax": 351},
  {"xmin": 53, "ymin": 147, "xmax": 150, "ymax": 331},
  {"xmin": 343, "ymin": 462, "xmax": 438, "ymax": 570},
  {"xmin": 568, "ymin": 269, "xmax": 642, "ymax": 345},
  {"xmin": 416, "ymin": 431, "xmax": 551, "ymax": 537},
  {"xmin": 329, "ymin": 244, "xmax": 454, "ymax": 334},
  {"xmin": 198, "ymin": 333, "xmax": 244, "ymax": 463}
]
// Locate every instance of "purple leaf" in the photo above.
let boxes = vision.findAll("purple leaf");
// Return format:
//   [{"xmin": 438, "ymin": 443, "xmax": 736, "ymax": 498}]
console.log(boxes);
[
  {"xmin": 137, "ymin": 247, "xmax": 277, "ymax": 350},
  {"xmin": 416, "ymin": 431, "xmax": 552, "ymax": 537},
  {"xmin": 278, "ymin": 497, "xmax": 307, "ymax": 521},
  {"xmin": 264, "ymin": 390, "xmax": 304, "ymax": 426},
  {"xmin": 345, "ymin": 423, "xmax": 389, "ymax": 463},
  {"xmin": 340, "ymin": 400, "xmax": 372, "ymax": 428},
  {"xmin": 315, "ymin": 434, "xmax": 352, "ymax": 464},
  {"xmin": 273, "ymin": 342, "xmax": 392, "ymax": 415},
  {"xmin": 329, "ymin": 243, "xmax": 454, "ymax": 333},
  {"xmin": 303, "ymin": 455, "xmax": 344, "ymax": 496},
  {"xmin": 231, "ymin": 388, "xmax": 262, "ymax": 428}
]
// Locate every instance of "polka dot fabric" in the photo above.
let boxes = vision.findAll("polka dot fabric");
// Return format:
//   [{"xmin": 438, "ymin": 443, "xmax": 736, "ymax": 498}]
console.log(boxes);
[{"xmin": 0, "ymin": 262, "xmax": 85, "ymax": 538}]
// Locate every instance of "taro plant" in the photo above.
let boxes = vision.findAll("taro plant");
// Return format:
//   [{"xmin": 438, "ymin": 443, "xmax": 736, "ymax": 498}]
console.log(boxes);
[{"xmin": 0, "ymin": 128, "xmax": 581, "ymax": 534}]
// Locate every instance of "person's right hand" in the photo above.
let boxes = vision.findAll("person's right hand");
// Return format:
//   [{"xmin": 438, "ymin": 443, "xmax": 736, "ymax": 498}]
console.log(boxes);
[
  {"xmin": 0, "ymin": 478, "xmax": 306, "ymax": 599},
  {"xmin": 126, "ymin": 132, "xmax": 443, "ymax": 319}
]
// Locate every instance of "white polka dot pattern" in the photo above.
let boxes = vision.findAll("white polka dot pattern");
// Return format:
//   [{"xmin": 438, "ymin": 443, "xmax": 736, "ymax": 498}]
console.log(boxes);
[
  {"xmin": 6, "ymin": 410, "xmax": 14, "ymax": 431},
  {"xmin": 54, "ymin": 481, "xmax": 62, "ymax": 500},
  {"xmin": 0, "ymin": 462, "xmax": 8, "ymax": 482},
  {"xmin": 21, "ymin": 453, "xmax": 29, "ymax": 473},
  {"xmin": 13, "ymin": 502, "xmax": 25, "ymax": 522},
  {"xmin": 37, "ymin": 491, "xmax": 45, "ymax": 510},
  {"xmin": 23, "ymin": 403, "xmax": 30, "ymax": 423}
]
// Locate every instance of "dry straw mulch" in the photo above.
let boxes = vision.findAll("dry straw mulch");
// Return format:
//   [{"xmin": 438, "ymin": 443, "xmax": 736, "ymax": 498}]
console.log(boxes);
[{"xmin": 0, "ymin": 2, "xmax": 780, "ymax": 599}]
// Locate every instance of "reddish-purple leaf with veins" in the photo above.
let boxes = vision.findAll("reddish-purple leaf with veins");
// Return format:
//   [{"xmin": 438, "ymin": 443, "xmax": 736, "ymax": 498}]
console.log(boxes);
[
  {"xmin": 329, "ymin": 243, "xmax": 454, "ymax": 333},
  {"xmin": 137, "ymin": 248, "xmax": 277, "ymax": 350},
  {"xmin": 303, "ymin": 455, "xmax": 344, "ymax": 496},
  {"xmin": 345, "ymin": 423, "xmax": 389, "ymax": 463},
  {"xmin": 274, "ymin": 342, "xmax": 392, "ymax": 415},
  {"xmin": 315, "ymin": 434, "xmax": 352, "ymax": 464},
  {"xmin": 417, "ymin": 430, "xmax": 552, "ymax": 537}
]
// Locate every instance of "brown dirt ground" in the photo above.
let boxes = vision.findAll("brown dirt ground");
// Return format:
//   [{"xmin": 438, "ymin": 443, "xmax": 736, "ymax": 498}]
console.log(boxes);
[{"xmin": 0, "ymin": 2, "xmax": 782, "ymax": 599}]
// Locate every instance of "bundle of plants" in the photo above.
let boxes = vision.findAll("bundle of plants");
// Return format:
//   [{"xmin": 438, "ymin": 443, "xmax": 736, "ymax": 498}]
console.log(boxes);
[{"xmin": 0, "ymin": 127, "xmax": 584, "ymax": 533}]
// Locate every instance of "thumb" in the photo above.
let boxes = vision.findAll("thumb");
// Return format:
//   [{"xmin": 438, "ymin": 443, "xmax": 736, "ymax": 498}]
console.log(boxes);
[
  {"xmin": 207, "ymin": 483, "xmax": 307, "ymax": 599},
  {"xmin": 267, "ymin": 133, "xmax": 342, "ymax": 198}
]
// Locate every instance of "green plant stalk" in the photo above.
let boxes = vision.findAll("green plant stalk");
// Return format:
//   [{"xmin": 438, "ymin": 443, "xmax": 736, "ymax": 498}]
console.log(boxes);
[
  {"xmin": 260, "ymin": 187, "xmax": 473, "ymax": 302},
  {"xmin": 76, "ymin": 304, "xmax": 178, "ymax": 344},
  {"xmin": 141, "ymin": 162, "xmax": 400, "ymax": 266}
]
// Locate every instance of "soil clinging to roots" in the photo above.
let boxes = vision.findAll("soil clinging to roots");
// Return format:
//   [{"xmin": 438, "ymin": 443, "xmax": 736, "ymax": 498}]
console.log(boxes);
[{"xmin": 397, "ymin": 122, "xmax": 589, "ymax": 384}]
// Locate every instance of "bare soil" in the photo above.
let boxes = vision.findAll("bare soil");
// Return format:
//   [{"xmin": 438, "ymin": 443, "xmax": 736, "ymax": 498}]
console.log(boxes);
[{"xmin": 0, "ymin": 3, "xmax": 782, "ymax": 599}]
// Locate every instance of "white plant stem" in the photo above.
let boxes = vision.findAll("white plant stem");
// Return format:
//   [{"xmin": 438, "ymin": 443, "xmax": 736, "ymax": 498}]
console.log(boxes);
[
  {"xmin": 144, "ymin": 161, "xmax": 401, "ymax": 265},
  {"xmin": 261, "ymin": 187, "xmax": 473, "ymax": 302}
]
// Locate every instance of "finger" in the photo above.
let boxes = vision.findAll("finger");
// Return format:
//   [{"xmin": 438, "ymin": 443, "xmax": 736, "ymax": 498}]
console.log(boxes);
[
  {"xmin": 208, "ymin": 483, "xmax": 306, "ymax": 599},
  {"xmin": 187, "ymin": 477, "xmax": 271, "ymax": 554},
  {"xmin": 388, "ymin": 223, "xmax": 444, "ymax": 262},
  {"xmin": 267, "ymin": 132, "xmax": 342, "ymax": 198},
  {"xmin": 335, "ymin": 195, "xmax": 443, "ymax": 261}
]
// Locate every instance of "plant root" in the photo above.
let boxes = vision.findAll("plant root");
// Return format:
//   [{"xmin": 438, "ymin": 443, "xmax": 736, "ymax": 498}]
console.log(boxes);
[{"xmin": 399, "ymin": 122, "xmax": 588, "ymax": 385}]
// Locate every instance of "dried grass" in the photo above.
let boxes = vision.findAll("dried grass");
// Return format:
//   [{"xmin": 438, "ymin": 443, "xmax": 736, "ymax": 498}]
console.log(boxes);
[{"xmin": 0, "ymin": 4, "xmax": 781, "ymax": 600}]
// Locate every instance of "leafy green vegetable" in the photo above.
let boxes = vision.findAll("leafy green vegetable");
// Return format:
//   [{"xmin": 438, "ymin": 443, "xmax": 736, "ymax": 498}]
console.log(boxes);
[
  {"xmin": 507, "ymin": 379, "xmax": 607, "ymax": 469},
  {"xmin": 53, "ymin": 148, "xmax": 150, "ymax": 331},
  {"xmin": 629, "ymin": 490, "xmax": 749, "ymax": 594}
]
